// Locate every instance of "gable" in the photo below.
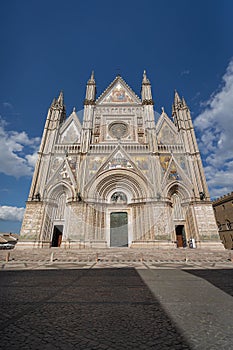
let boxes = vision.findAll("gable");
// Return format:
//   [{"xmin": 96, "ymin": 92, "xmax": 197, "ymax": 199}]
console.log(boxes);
[
  {"xmin": 157, "ymin": 119, "xmax": 179, "ymax": 144},
  {"xmin": 97, "ymin": 76, "xmax": 141, "ymax": 105},
  {"xmin": 46, "ymin": 158, "xmax": 77, "ymax": 190},
  {"xmin": 104, "ymin": 150, "xmax": 134, "ymax": 170},
  {"xmin": 60, "ymin": 121, "xmax": 81, "ymax": 143},
  {"xmin": 160, "ymin": 155, "xmax": 192, "ymax": 189},
  {"xmin": 85, "ymin": 145, "xmax": 153, "ymax": 191},
  {"xmin": 59, "ymin": 111, "xmax": 82, "ymax": 144}
]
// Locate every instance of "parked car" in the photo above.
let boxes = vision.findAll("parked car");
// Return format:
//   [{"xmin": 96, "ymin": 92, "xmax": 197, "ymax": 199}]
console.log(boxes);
[{"xmin": 0, "ymin": 243, "xmax": 14, "ymax": 249}]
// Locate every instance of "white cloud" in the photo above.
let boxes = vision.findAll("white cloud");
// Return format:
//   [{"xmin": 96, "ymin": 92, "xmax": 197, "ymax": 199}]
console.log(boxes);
[
  {"xmin": 181, "ymin": 69, "xmax": 190, "ymax": 76},
  {"xmin": 3, "ymin": 102, "xmax": 13, "ymax": 109},
  {"xmin": 25, "ymin": 152, "xmax": 38, "ymax": 167},
  {"xmin": 0, "ymin": 206, "xmax": 25, "ymax": 221},
  {"xmin": 194, "ymin": 58, "xmax": 233, "ymax": 198},
  {"xmin": 0, "ymin": 118, "xmax": 40, "ymax": 177}
]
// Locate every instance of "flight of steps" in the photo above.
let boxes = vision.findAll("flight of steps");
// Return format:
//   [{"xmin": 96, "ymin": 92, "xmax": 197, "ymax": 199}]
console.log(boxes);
[{"xmin": 0, "ymin": 247, "xmax": 232, "ymax": 264}]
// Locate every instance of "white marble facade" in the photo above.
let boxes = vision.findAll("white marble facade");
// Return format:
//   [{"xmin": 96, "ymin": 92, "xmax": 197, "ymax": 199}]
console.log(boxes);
[{"xmin": 20, "ymin": 72, "xmax": 221, "ymax": 248}]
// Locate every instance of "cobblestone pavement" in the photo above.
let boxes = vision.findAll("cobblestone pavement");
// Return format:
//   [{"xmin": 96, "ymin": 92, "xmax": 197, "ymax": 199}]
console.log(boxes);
[{"xmin": 0, "ymin": 263, "xmax": 233, "ymax": 349}]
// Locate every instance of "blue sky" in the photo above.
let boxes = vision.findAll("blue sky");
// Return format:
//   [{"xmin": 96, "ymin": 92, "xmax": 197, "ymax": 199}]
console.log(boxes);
[{"xmin": 1, "ymin": 0, "xmax": 233, "ymax": 233}]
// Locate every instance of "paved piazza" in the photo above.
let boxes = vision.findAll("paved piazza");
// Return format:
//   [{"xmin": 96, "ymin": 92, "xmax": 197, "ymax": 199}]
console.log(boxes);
[{"xmin": 0, "ymin": 249, "xmax": 233, "ymax": 349}]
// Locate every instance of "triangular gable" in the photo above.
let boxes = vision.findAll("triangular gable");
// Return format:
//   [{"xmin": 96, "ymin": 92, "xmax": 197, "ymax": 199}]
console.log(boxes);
[
  {"xmin": 96, "ymin": 76, "xmax": 141, "ymax": 105},
  {"xmin": 98, "ymin": 145, "xmax": 135, "ymax": 172},
  {"xmin": 85, "ymin": 145, "xmax": 152, "ymax": 190},
  {"xmin": 59, "ymin": 109, "xmax": 82, "ymax": 144},
  {"xmin": 156, "ymin": 111, "xmax": 180, "ymax": 144},
  {"xmin": 161, "ymin": 155, "xmax": 192, "ymax": 189},
  {"xmin": 46, "ymin": 158, "xmax": 77, "ymax": 189}
]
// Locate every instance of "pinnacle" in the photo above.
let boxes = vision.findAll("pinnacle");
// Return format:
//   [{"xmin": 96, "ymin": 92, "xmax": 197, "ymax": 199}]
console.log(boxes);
[
  {"xmin": 182, "ymin": 96, "xmax": 187, "ymax": 107},
  {"xmin": 174, "ymin": 89, "xmax": 181, "ymax": 104},
  {"xmin": 142, "ymin": 69, "xmax": 150, "ymax": 84},
  {"xmin": 57, "ymin": 91, "xmax": 64, "ymax": 105},
  {"xmin": 88, "ymin": 70, "xmax": 96, "ymax": 84}
]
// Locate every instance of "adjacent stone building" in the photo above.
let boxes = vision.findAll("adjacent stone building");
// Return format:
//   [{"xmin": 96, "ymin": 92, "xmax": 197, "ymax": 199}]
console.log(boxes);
[
  {"xmin": 20, "ymin": 72, "xmax": 222, "ymax": 249},
  {"xmin": 213, "ymin": 192, "xmax": 233, "ymax": 249}
]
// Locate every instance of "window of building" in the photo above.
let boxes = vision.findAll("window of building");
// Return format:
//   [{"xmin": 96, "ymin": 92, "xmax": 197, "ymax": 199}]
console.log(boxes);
[{"xmin": 226, "ymin": 220, "xmax": 231, "ymax": 230}]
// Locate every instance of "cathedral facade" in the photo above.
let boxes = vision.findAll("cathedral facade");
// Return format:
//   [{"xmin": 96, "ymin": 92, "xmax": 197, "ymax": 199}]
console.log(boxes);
[{"xmin": 20, "ymin": 72, "xmax": 221, "ymax": 248}]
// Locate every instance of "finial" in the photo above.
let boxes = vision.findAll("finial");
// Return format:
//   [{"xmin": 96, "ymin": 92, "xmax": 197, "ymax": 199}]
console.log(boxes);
[
  {"xmin": 161, "ymin": 107, "xmax": 165, "ymax": 114},
  {"xmin": 182, "ymin": 96, "xmax": 187, "ymax": 107},
  {"xmin": 91, "ymin": 70, "xmax": 94, "ymax": 79},
  {"xmin": 73, "ymin": 107, "xmax": 76, "ymax": 112},
  {"xmin": 51, "ymin": 97, "xmax": 56, "ymax": 106},
  {"xmin": 142, "ymin": 69, "xmax": 150, "ymax": 84},
  {"xmin": 88, "ymin": 70, "xmax": 95, "ymax": 84},
  {"xmin": 174, "ymin": 89, "xmax": 181, "ymax": 104},
  {"xmin": 57, "ymin": 91, "xmax": 64, "ymax": 105}
]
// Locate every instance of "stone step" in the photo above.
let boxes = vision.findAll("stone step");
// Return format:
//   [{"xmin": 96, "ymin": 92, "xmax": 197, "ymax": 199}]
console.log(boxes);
[{"xmin": 0, "ymin": 247, "xmax": 232, "ymax": 263}]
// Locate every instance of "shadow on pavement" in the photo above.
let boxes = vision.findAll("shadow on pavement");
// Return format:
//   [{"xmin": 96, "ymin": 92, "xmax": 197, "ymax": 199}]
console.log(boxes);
[
  {"xmin": 184, "ymin": 269, "xmax": 233, "ymax": 297},
  {"xmin": 0, "ymin": 268, "xmax": 191, "ymax": 350}
]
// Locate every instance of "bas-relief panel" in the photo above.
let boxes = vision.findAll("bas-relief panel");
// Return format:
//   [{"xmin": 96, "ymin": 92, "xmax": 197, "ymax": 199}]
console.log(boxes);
[
  {"xmin": 60, "ymin": 123, "xmax": 80, "ymax": 143},
  {"xmin": 95, "ymin": 106, "xmax": 141, "ymax": 115},
  {"xmin": 157, "ymin": 123, "xmax": 178, "ymax": 144}
]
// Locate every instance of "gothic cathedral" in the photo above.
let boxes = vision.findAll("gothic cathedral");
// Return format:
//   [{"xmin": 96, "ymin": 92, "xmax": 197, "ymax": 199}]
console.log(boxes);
[{"xmin": 20, "ymin": 72, "xmax": 221, "ymax": 249}]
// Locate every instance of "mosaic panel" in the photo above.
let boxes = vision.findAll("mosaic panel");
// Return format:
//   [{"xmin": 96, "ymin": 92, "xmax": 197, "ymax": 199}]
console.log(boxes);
[
  {"xmin": 88, "ymin": 156, "xmax": 107, "ymax": 177},
  {"xmin": 104, "ymin": 83, "xmax": 134, "ymax": 103},
  {"xmin": 60, "ymin": 123, "xmax": 80, "ymax": 143},
  {"xmin": 157, "ymin": 123, "xmax": 178, "ymax": 144}
]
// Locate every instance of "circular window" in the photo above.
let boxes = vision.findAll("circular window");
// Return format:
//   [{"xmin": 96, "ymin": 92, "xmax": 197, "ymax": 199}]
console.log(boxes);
[{"xmin": 109, "ymin": 122, "xmax": 128, "ymax": 139}]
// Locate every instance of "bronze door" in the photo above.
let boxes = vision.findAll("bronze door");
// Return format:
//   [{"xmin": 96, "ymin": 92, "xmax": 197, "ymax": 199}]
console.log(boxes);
[{"xmin": 110, "ymin": 212, "xmax": 128, "ymax": 247}]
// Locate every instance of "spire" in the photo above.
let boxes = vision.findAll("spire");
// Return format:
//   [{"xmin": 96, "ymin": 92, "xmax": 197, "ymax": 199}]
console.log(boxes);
[
  {"xmin": 57, "ymin": 91, "xmax": 64, "ymax": 106},
  {"xmin": 51, "ymin": 97, "xmax": 56, "ymax": 107},
  {"xmin": 174, "ymin": 90, "xmax": 181, "ymax": 105},
  {"xmin": 84, "ymin": 71, "xmax": 96, "ymax": 104},
  {"xmin": 182, "ymin": 96, "xmax": 188, "ymax": 108},
  {"xmin": 141, "ymin": 70, "xmax": 153, "ymax": 105},
  {"xmin": 88, "ymin": 70, "xmax": 95, "ymax": 85}
]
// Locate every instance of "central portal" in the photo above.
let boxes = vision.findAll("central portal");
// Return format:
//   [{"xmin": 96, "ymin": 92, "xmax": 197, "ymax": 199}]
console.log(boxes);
[{"xmin": 110, "ymin": 212, "xmax": 128, "ymax": 247}]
